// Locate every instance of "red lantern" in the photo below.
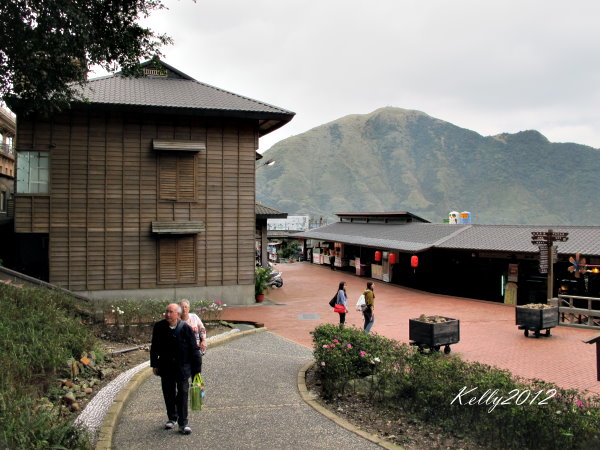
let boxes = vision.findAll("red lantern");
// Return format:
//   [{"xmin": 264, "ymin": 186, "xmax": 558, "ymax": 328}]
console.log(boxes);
[
  {"xmin": 374, "ymin": 251, "xmax": 382, "ymax": 262},
  {"xmin": 389, "ymin": 253, "xmax": 396, "ymax": 264},
  {"xmin": 411, "ymin": 255, "xmax": 419, "ymax": 268}
]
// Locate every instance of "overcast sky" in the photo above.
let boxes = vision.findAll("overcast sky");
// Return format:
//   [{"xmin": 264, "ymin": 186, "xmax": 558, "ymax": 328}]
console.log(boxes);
[{"xmin": 126, "ymin": 0, "xmax": 600, "ymax": 152}]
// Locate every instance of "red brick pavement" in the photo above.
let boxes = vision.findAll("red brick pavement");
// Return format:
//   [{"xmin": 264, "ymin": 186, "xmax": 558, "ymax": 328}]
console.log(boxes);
[{"xmin": 222, "ymin": 262, "xmax": 600, "ymax": 395}]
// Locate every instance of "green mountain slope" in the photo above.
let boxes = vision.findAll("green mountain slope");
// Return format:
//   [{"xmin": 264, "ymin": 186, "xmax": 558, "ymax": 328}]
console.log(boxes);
[{"xmin": 256, "ymin": 107, "xmax": 600, "ymax": 225}]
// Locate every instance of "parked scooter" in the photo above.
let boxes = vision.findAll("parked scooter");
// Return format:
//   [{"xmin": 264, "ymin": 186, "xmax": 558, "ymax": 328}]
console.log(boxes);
[{"xmin": 269, "ymin": 270, "xmax": 283, "ymax": 288}]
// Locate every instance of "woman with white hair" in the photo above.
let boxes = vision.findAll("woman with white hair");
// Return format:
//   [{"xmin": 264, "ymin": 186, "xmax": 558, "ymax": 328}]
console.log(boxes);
[{"xmin": 179, "ymin": 300, "xmax": 207, "ymax": 354}]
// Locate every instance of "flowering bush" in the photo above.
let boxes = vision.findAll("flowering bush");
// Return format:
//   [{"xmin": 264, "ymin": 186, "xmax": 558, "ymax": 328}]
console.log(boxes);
[
  {"xmin": 191, "ymin": 299, "xmax": 226, "ymax": 324},
  {"xmin": 311, "ymin": 324, "xmax": 409, "ymax": 400},
  {"xmin": 311, "ymin": 324, "xmax": 600, "ymax": 449},
  {"xmin": 99, "ymin": 298, "xmax": 167, "ymax": 326}
]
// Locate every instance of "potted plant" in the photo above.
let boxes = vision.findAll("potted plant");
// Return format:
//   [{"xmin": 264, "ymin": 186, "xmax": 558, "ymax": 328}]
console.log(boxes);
[{"xmin": 255, "ymin": 266, "xmax": 273, "ymax": 303}]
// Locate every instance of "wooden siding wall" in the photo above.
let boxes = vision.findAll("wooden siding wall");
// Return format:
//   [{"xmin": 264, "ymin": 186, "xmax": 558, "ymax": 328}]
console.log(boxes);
[
  {"xmin": 15, "ymin": 111, "xmax": 257, "ymax": 291},
  {"xmin": 13, "ymin": 195, "xmax": 50, "ymax": 232}
]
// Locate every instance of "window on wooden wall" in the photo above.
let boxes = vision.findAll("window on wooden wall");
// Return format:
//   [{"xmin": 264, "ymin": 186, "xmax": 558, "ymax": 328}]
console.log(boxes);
[
  {"xmin": 159, "ymin": 153, "xmax": 197, "ymax": 201},
  {"xmin": 158, "ymin": 236, "xmax": 197, "ymax": 283},
  {"xmin": 16, "ymin": 151, "xmax": 49, "ymax": 193}
]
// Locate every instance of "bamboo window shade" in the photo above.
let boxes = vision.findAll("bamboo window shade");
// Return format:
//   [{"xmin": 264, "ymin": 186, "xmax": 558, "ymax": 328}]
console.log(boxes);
[
  {"xmin": 159, "ymin": 153, "xmax": 197, "ymax": 201},
  {"xmin": 158, "ymin": 236, "xmax": 197, "ymax": 283}
]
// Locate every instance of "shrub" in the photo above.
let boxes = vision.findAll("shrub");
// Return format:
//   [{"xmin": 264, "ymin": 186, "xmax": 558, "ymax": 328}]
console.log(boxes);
[
  {"xmin": 311, "ymin": 324, "xmax": 600, "ymax": 449},
  {"xmin": 311, "ymin": 324, "xmax": 410, "ymax": 399},
  {"xmin": 0, "ymin": 284, "xmax": 96, "ymax": 391},
  {"xmin": 190, "ymin": 299, "xmax": 225, "ymax": 324},
  {"xmin": 0, "ymin": 283, "xmax": 97, "ymax": 448},
  {"xmin": 0, "ymin": 387, "xmax": 92, "ymax": 450}
]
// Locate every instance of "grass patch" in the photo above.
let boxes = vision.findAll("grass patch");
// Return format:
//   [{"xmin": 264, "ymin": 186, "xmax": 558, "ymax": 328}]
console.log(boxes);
[{"xmin": 0, "ymin": 283, "xmax": 96, "ymax": 449}]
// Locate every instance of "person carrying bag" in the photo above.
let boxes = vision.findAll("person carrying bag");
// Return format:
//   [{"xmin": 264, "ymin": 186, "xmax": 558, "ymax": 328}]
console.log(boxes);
[{"xmin": 333, "ymin": 281, "xmax": 349, "ymax": 328}]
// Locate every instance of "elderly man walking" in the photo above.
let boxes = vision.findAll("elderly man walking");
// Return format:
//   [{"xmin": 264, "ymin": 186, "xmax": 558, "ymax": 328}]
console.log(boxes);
[{"xmin": 150, "ymin": 303, "xmax": 202, "ymax": 435}]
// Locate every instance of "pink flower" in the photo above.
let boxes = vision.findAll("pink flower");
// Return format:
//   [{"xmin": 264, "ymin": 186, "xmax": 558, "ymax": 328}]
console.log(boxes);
[
  {"xmin": 322, "ymin": 344, "xmax": 329, "ymax": 348},
  {"xmin": 577, "ymin": 399, "xmax": 585, "ymax": 408},
  {"xmin": 360, "ymin": 350, "xmax": 366, "ymax": 357},
  {"xmin": 333, "ymin": 339, "xmax": 339, "ymax": 343},
  {"xmin": 347, "ymin": 344, "xmax": 352, "ymax": 349},
  {"xmin": 320, "ymin": 361, "xmax": 326, "ymax": 366}
]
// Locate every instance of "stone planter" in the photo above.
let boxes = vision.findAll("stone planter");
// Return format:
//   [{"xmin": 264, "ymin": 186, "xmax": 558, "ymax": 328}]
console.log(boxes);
[
  {"xmin": 515, "ymin": 305, "xmax": 558, "ymax": 337},
  {"xmin": 409, "ymin": 316, "xmax": 460, "ymax": 354}
]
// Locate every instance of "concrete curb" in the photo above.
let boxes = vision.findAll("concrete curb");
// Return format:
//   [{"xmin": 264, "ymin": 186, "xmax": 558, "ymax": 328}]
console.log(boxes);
[
  {"xmin": 297, "ymin": 361, "xmax": 404, "ymax": 450},
  {"xmin": 94, "ymin": 326, "xmax": 267, "ymax": 450}
]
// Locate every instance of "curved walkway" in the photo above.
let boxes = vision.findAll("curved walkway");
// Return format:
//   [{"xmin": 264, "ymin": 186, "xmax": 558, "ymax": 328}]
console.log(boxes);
[{"xmin": 109, "ymin": 331, "xmax": 389, "ymax": 449}]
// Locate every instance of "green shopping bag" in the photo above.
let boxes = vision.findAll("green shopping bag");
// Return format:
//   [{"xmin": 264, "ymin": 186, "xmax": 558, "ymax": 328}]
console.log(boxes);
[{"xmin": 190, "ymin": 373, "xmax": 204, "ymax": 411}]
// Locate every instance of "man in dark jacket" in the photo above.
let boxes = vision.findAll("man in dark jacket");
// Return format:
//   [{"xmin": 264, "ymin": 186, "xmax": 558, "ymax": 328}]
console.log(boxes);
[{"xmin": 150, "ymin": 303, "xmax": 202, "ymax": 435}]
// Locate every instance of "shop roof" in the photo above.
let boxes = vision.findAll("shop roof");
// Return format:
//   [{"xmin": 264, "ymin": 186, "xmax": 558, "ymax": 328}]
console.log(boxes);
[
  {"xmin": 296, "ymin": 222, "xmax": 600, "ymax": 256},
  {"xmin": 438, "ymin": 224, "xmax": 600, "ymax": 256},
  {"xmin": 256, "ymin": 202, "xmax": 288, "ymax": 219},
  {"xmin": 296, "ymin": 222, "xmax": 469, "ymax": 252}
]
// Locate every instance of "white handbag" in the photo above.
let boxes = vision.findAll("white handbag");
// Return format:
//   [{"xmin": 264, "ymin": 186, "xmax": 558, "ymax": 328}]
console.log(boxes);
[{"xmin": 355, "ymin": 294, "xmax": 367, "ymax": 312}]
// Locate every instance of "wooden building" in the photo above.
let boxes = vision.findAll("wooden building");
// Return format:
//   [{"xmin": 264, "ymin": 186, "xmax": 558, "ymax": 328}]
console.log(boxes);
[{"xmin": 10, "ymin": 60, "xmax": 294, "ymax": 304}]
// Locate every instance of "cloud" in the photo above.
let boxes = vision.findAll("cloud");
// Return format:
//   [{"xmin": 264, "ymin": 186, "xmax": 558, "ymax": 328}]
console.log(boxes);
[{"xmin": 139, "ymin": 0, "xmax": 600, "ymax": 150}]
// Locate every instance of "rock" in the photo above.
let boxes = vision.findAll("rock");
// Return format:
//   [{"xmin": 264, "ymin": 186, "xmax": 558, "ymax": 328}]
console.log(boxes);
[
  {"xmin": 84, "ymin": 387, "xmax": 93, "ymax": 394},
  {"xmin": 62, "ymin": 380, "xmax": 74, "ymax": 388},
  {"xmin": 63, "ymin": 392, "xmax": 76, "ymax": 404},
  {"xmin": 70, "ymin": 403, "xmax": 80, "ymax": 411},
  {"xmin": 80, "ymin": 356, "xmax": 91, "ymax": 366}
]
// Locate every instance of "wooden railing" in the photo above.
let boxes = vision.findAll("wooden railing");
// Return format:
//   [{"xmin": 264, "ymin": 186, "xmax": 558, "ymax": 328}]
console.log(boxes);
[{"xmin": 556, "ymin": 294, "xmax": 600, "ymax": 330}]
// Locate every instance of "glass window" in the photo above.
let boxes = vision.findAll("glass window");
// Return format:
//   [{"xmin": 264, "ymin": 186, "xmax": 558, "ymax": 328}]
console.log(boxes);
[
  {"xmin": 0, "ymin": 191, "xmax": 6, "ymax": 212},
  {"xmin": 17, "ymin": 151, "xmax": 49, "ymax": 194}
]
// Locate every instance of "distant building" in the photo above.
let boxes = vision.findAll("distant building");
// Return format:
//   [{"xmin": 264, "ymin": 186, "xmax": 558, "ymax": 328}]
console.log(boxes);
[
  {"xmin": 9, "ymin": 59, "xmax": 294, "ymax": 303},
  {"xmin": 0, "ymin": 107, "xmax": 15, "ymax": 221},
  {"xmin": 297, "ymin": 211, "xmax": 600, "ymax": 304},
  {"xmin": 268, "ymin": 215, "xmax": 309, "ymax": 232},
  {"xmin": 255, "ymin": 202, "xmax": 287, "ymax": 267}
]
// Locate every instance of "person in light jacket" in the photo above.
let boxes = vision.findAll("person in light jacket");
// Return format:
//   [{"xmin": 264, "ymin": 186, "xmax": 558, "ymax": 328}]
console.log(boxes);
[{"xmin": 363, "ymin": 281, "xmax": 375, "ymax": 333}]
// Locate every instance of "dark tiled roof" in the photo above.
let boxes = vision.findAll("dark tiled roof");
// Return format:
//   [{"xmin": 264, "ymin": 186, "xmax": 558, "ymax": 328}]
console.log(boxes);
[
  {"xmin": 256, "ymin": 202, "xmax": 287, "ymax": 219},
  {"xmin": 297, "ymin": 222, "xmax": 600, "ymax": 256},
  {"xmin": 78, "ymin": 76, "xmax": 292, "ymax": 115},
  {"xmin": 73, "ymin": 60, "xmax": 294, "ymax": 135},
  {"xmin": 438, "ymin": 224, "xmax": 600, "ymax": 256},
  {"xmin": 296, "ymin": 222, "xmax": 469, "ymax": 252}
]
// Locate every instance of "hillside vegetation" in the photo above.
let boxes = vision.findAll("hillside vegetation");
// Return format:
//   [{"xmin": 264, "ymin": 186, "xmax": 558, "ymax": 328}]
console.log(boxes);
[
  {"xmin": 0, "ymin": 284, "xmax": 96, "ymax": 449},
  {"xmin": 256, "ymin": 107, "xmax": 600, "ymax": 225}
]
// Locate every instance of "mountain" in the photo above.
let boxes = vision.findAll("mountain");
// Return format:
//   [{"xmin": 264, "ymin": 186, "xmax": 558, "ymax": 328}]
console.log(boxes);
[{"xmin": 256, "ymin": 107, "xmax": 600, "ymax": 225}]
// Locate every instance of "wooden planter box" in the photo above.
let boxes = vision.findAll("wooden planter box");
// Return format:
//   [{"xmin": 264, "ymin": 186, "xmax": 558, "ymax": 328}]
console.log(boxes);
[
  {"xmin": 515, "ymin": 306, "xmax": 558, "ymax": 336},
  {"xmin": 409, "ymin": 316, "xmax": 460, "ymax": 353}
]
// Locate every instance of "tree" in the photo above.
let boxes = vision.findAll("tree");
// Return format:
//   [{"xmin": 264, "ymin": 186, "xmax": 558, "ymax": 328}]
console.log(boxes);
[{"xmin": 0, "ymin": 0, "xmax": 173, "ymax": 112}]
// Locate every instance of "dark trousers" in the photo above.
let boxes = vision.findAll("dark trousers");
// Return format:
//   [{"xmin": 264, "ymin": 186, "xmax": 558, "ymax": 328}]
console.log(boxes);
[
  {"xmin": 160, "ymin": 374, "xmax": 190, "ymax": 426},
  {"xmin": 363, "ymin": 309, "xmax": 374, "ymax": 333},
  {"xmin": 338, "ymin": 312, "xmax": 346, "ymax": 327}
]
